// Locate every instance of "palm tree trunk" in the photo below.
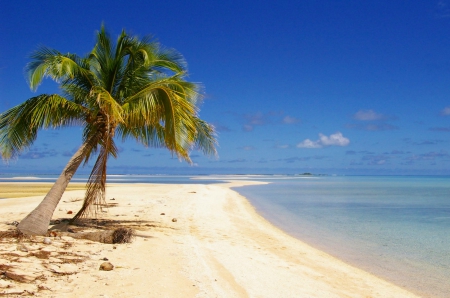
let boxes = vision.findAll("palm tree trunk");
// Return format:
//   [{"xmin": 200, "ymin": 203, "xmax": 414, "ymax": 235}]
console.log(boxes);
[{"xmin": 17, "ymin": 144, "xmax": 87, "ymax": 236}]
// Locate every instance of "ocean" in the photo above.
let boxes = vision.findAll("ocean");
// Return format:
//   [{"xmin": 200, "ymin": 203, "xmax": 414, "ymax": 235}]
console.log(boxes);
[
  {"xmin": 234, "ymin": 175, "xmax": 450, "ymax": 298},
  {"xmin": 1, "ymin": 174, "xmax": 449, "ymax": 297}
]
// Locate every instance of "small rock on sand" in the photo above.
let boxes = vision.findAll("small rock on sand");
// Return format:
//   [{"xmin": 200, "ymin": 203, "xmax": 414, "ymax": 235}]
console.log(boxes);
[{"xmin": 99, "ymin": 262, "xmax": 114, "ymax": 271}]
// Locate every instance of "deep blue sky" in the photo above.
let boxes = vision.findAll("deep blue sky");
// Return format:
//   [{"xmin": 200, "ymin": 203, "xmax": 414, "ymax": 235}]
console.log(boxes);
[{"xmin": 1, "ymin": 1, "xmax": 450, "ymax": 175}]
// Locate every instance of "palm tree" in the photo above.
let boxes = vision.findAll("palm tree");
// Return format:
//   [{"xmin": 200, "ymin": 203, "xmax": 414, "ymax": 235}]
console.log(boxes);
[{"xmin": 0, "ymin": 26, "xmax": 217, "ymax": 236}]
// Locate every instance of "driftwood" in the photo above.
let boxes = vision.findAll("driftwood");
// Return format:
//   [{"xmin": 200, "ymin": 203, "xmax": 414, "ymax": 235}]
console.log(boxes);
[{"xmin": 65, "ymin": 228, "xmax": 135, "ymax": 244}]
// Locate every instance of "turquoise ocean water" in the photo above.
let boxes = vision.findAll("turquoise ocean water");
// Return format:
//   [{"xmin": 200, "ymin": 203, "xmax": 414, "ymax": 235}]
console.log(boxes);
[
  {"xmin": 234, "ymin": 175, "xmax": 450, "ymax": 298},
  {"xmin": 1, "ymin": 174, "xmax": 449, "ymax": 297}
]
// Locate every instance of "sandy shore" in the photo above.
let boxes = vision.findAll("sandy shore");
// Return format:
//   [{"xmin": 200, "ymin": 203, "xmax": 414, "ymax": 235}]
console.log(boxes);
[{"xmin": 0, "ymin": 182, "xmax": 419, "ymax": 297}]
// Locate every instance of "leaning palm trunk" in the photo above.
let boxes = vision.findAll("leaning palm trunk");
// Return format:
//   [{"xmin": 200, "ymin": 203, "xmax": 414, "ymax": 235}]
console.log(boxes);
[{"xmin": 17, "ymin": 144, "xmax": 87, "ymax": 235}]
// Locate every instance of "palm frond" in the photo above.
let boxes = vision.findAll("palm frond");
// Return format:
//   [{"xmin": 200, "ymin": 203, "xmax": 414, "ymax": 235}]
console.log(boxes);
[
  {"xmin": 0, "ymin": 95, "xmax": 85, "ymax": 159},
  {"xmin": 153, "ymin": 47, "xmax": 187, "ymax": 74},
  {"xmin": 192, "ymin": 118, "xmax": 218, "ymax": 157},
  {"xmin": 73, "ymin": 136, "xmax": 118, "ymax": 220},
  {"xmin": 91, "ymin": 86, "xmax": 124, "ymax": 124},
  {"xmin": 116, "ymin": 122, "xmax": 166, "ymax": 148},
  {"xmin": 27, "ymin": 48, "xmax": 89, "ymax": 91}
]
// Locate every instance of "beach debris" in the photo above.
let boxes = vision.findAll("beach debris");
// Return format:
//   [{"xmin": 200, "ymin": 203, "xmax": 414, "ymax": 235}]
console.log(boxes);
[
  {"xmin": 67, "ymin": 211, "xmax": 73, "ymax": 214},
  {"xmin": 112, "ymin": 228, "xmax": 135, "ymax": 244},
  {"xmin": 160, "ymin": 213, "xmax": 165, "ymax": 215},
  {"xmin": 43, "ymin": 237, "xmax": 52, "ymax": 245},
  {"xmin": 48, "ymin": 231, "xmax": 58, "ymax": 237},
  {"xmin": 111, "ymin": 198, "xmax": 115, "ymax": 200},
  {"xmin": 0, "ymin": 229, "xmax": 29, "ymax": 241},
  {"xmin": 99, "ymin": 262, "xmax": 114, "ymax": 271},
  {"xmin": 53, "ymin": 219, "xmax": 61, "ymax": 224},
  {"xmin": 69, "ymin": 228, "xmax": 135, "ymax": 244},
  {"xmin": 8, "ymin": 221, "xmax": 19, "ymax": 226},
  {"xmin": 101, "ymin": 257, "xmax": 109, "ymax": 261},
  {"xmin": 67, "ymin": 228, "xmax": 75, "ymax": 233},
  {"xmin": 172, "ymin": 218, "xmax": 177, "ymax": 222}
]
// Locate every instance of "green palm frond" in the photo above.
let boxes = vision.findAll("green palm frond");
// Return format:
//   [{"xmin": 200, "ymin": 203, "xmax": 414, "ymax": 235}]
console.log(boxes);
[
  {"xmin": 153, "ymin": 47, "xmax": 186, "ymax": 74},
  {"xmin": 0, "ymin": 95, "xmax": 85, "ymax": 159},
  {"xmin": 192, "ymin": 117, "xmax": 218, "ymax": 156},
  {"xmin": 116, "ymin": 122, "xmax": 166, "ymax": 148},
  {"xmin": 27, "ymin": 48, "xmax": 90, "ymax": 91},
  {"xmin": 90, "ymin": 86, "xmax": 124, "ymax": 124}
]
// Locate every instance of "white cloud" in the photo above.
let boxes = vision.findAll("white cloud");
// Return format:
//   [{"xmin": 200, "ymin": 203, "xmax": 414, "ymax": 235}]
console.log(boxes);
[
  {"xmin": 297, "ymin": 139, "xmax": 322, "ymax": 148},
  {"xmin": 353, "ymin": 109, "xmax": 384, "ymax": 121},
  {"xmin": 297, "ymin": 132, "xmax": 350, "ymax": 149},
  {"xmin": 319, "ymin": 132, "xmax": 350, "ymax": 146},
  {"xmin": 441, "ymin": 106, "xmax": 450, "ymax": 116}
]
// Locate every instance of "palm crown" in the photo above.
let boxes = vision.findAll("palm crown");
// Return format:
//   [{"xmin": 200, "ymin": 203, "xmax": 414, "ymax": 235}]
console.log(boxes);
[{"xmin": 0, "ymin": 26, "xmax": 216, "ymax": 230}]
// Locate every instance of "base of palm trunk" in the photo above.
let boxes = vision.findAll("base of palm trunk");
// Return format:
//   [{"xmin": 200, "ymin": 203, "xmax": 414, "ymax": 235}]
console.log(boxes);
[{"xmin": 17, "ymin": 213, "xmax": 50, "ymax": 236}]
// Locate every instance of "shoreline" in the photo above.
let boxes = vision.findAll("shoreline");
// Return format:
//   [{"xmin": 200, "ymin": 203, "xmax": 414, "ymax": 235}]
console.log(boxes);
[{"xmin": 0, "ymin": 182, "xmax": 419, "ymax": 297}]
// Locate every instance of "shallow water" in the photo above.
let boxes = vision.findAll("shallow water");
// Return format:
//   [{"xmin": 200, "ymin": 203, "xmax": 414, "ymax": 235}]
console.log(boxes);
[
  {"xmin": 0, "ymin": 174, "xmax": 223, "ymax": 184},
  {"xmin": 234, "ymin": 176, "xmax": 450, "ymax": 298}
]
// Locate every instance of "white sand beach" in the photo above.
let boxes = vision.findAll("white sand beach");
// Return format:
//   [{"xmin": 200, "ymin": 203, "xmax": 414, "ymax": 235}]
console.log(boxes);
[{"xmin": 0, "ymin": 181, "xmax": 419, "ymax": 297}]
